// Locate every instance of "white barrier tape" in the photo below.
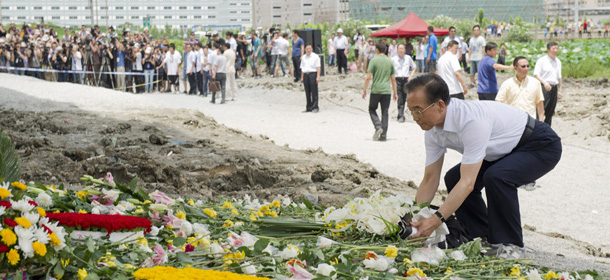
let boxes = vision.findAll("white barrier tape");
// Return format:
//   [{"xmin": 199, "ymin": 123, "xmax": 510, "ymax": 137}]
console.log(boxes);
[{"xmin": 0, "ymin": 66, "xmax": 152, "ymax": 76}]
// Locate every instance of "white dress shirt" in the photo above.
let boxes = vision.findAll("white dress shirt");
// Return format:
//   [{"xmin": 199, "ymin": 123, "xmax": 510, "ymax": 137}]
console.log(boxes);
[
  {"xmin": 534, "ymin": 55, "xmax": 562, "ymax": 86},
  {"xmin": 196, "ymin": 49, "xmax": 204, "ymax": 72},
  {"xmin": 437, "ymin": 51, "xmax": 463, "ymax": 95},
  {"xmin": 164, "ymin": 51, "xmax": 182, "ymax": 75},
  {"xmin": 392, "ymin": 55, "xmax": 416, "ymax": 78},
  {"xmin": 334, "ymin": 35, "xmax": 349, "ymax": 49},
  {"xmin": 425, "ymin": 98, "xmax": 527, "ymax": 166},
  {"xmin": 300, "ymin": 52, "xmax": 321, "ymax": 73},
  {"xmin": 186, "ymin": 51, "xmax": 196, "ymax": 73}
]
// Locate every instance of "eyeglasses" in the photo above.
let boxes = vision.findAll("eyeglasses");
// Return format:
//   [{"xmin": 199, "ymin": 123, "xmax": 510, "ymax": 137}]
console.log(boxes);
[
  {"xmin": 519, "ymin": 64, "xmax": 530, "ymax": 68},
  {"xmin": 407, "ymin": 101, "xmax": 436, "ymax": 118}
]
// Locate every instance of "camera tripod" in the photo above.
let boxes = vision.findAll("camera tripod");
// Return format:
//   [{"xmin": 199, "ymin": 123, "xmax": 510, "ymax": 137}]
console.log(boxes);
[
  {"xmin": 98, "ymin": 55, "xmax": 114, "ymax": 89},
  {"xmin": 83, "ymin": 48, "xmax": 96, "ymax": 86}
]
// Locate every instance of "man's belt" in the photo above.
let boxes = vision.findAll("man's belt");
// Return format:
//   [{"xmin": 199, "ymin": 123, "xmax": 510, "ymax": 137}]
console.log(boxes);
[{"xmin": 515, "ymin": 115, "xmax": 536, "ymax": 150}]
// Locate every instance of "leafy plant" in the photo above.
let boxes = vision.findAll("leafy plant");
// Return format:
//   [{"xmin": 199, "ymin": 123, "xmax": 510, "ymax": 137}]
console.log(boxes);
[{"xmin": 0, "ymin": 129, "xmax": 21, "ymax": 183}]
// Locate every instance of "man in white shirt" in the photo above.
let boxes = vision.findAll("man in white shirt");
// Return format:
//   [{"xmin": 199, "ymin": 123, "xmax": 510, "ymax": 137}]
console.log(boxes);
[
  {"xmin": 156, "ymin": 43, "xmax": 182, "ymax": 93},
  {"xmin": 277, "ymin": 33, "xmax": 293, "ymax": 77},
  {"xmin": 300, "ymin": 45, "xmax": 321, "ymax": 113},
  {"xmin": 534, "ymin": 42, "xmax": 562, "ymax": 126},
  {"xmin": 405, "ymin": 74, "xmax": 561, "ymax": 259},
  {"xmin": 211, "ymin": 43, "xmax": 227, "ymax": 104},
  {"xmin": 353, "ymin": 30, "xmax": 365, "ymax": 59},
  {"xmin": 440, "ymin": 26, "xmax": 462, "ymax": 59},
  {"xmin": 200, "ymin": 46, "xmax": 212, "ymax": 97},
  {"xmin": 392, "ymin": 44, "xmax": 417, "ymax": 122},
  {"xmin": 223, "ymin": 43, "xmax": 238, "ymax": 101},
  {"xmin": 194, "ymin": 43, "xmax": 205, "ymax": 96},
  {"xmin": 71, "ymin": 44, "xmax": 83, "ymax": 84},
  {"xmin": 333, "ymin": 28, "xmax": 349, "ymax": 74},
  {"xmin": 185, "ymin": 44, "xmax": 198, "ymax": 95},
  {"xmin": 437, "ymin": 41, "xmax": 467, "ymax": 99},
  {"xmin": 496, "ymin": 56, "xmax": 545, "ymax": 120},
  {"xmin": 468, "ymin": 25, "xmax": 486, "ymax": 88},
  {"xmin": 269, "ymin": 32, "xmax": 287, "ymax": 77},
  {"xmin": 327, "ymin": 33, "xmax": 336, "ymax": 68},
  {"xmin": 226, "ymin": 32, "xmax": 237, "ymax": 52}
]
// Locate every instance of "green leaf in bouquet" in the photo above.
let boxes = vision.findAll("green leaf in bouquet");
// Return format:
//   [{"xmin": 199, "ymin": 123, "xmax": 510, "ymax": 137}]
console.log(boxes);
[
  {"xmin": 116, "ymin": 274, "xmax": 129, "ymax": 280},
  {"xmin": 253, "ymin": 238, "xmax": 270, "ymax": 254},
  {"xmin": 53, "ymin": 263, "xmax": 65, "ymax": 277},
  {"xmin": 458, "ymin": 238, "xmax": 483, "ymax": 259},
  {"xmin": 86, "ymin": 237, "xmax": 96, "ymax": 253},
  {"xmin": 0, "ymin": 129, "xmax": 21, "ymax": 183},
  {"xmin": 256, "ymin": 217, "xmax": 325, "ymax": 237},
  {"xmin": 85, "ymin": 273, "xmax": 101, "ymax": 280},
  {"xmin": 175, "ymin": 252, "xmax": 194, "ymax": 264},
  {"xmin": 173, "ymin": 236, "xmax": 187, "ymax": 247}
]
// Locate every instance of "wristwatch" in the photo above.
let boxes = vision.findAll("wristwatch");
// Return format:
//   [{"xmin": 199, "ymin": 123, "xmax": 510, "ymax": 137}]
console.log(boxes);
[{"xmin": 434, "ymin": 211, "xmax": 446, "ymax": 223}]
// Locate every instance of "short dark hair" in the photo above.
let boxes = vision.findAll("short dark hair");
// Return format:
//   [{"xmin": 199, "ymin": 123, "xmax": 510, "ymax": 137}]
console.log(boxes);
[
  {"xmin": 449, "ymin": 26, "xmax": 456, "ymax": 32},
  {"xmin": 473, "ymin": 25, "xmax": 480, "ymax": 30},
  {"xmin": 169, "ymin": 43, "xmax": 175, "ymax": 50},
  {"xmin": 213, "ymin": 43, "xmax": 221, "ymax": 50},
  {"xmin": 547, "ymin": 41, "xmax": 558, "ymax": 49},
  {"xmin": 197, "ymin": 42, "xmax": 203, "ymax": 48},
  {"xmin": 406, "ymin": 74, "xmax": 450, "ymax": 106},
  {"xmin": 375, "ymin": 40, "xmax": 387, "ymax": 53},
  {"xmin": 427, "ymin": 26, "xmax": 434, "ymax": 32},
  {"xmin": 226, "ymin": 31, "xmax": 233, "ymax": 36},
  {"xmin": 224, "ymin": 42, "xmax": 231, "ymax": 49},
  {"xmin": 447, "ymin": 40, "xmax": 459, "ymax": 48},
  {"xmin": 485, "ymin": 42, "xmax": 498, "ymax": 52},
  {"xmin": 513, "ymin": 56, "xmax": 528, "ymax": 67},
  {"xmin": 293, "ymin": 30, "xmax": 299, "ymax": 35}
]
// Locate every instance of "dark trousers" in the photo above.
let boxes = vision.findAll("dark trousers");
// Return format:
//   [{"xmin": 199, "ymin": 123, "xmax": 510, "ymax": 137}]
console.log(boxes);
[
  {"xmin": 461, "ymin": 54, "xmax": 469, "ymax": 73},
  {"xmin": 369, "ymin": 94, "xmax": 391, "ymax": 137},
  {"xmin": 478, "ymin": 93, "xmax": 497, "ymax": 101},
  {"xmin": 196, "ymin": 71, "xmax": 204, "ymax": 95},
  {"xmin": 336, "ymin": 49, "xmax": 347, "ymax": 74},
  {"xmin": 303, "ymin": 72, "xmax": 319, "ymax": 111},
  {"xmin": 188, "ymin": 72, "xmax": 197, "ymax": 94},
  {"xmin": 444, "ymin": 119, "xmax": 562, "ymax": 247},
  {"xmin": 211, "ymin": 73, "xmax": 226, "ymax": 103},
  {"xmin": 292, "ymin": 56, "xmax": 301, "ymax": 81},
  {"xmin": 201, "ymin": 70, "xmax": 211, "ymax": 96},
  {"xmin": 450, "ymin": 93, "xmax": 465, "ymax": 100},
  {"xmin": 396, "ymin": 77, "xmax": 408, "ymax": 119},
  {"xmin": 542, "ymin": 84, "xmax": 558, "ymax": 127}
]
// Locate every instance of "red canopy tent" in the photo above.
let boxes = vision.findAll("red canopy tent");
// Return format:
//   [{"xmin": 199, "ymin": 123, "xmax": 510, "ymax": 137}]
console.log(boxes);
[{"xmin": 370, "ymin": 12, "xmax": 450, "ymax": 38}]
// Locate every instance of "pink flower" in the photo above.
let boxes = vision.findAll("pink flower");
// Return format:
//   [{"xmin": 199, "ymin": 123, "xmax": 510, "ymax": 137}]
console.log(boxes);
[
  {"xmin": 286, "ymin": 262, "xmax": 315, "ymax": 280},
  {"xmin": 185, "ymin": 244, "xmax": 194, "ymax": 252},
  {"xmin": 140, "ymin": 257, "xmax": 154, "ymax": 268},
  {"xmin": 105, "ymin": 172, "xmax": 116, "ymax": 187},
  {"xmin": 150, "ymin": 191, "xmax": 175, "ymax": 206},
  {"xmin": 162, "ymin": 209, "xmax": 183, "ymax": 228},
  {"xmin": 152, "ymin": 245, "xmax": 168, "ymax": 265},
  {"xmin": 148, "ymin": 211, "xmax": 161, "ymax": 222}
]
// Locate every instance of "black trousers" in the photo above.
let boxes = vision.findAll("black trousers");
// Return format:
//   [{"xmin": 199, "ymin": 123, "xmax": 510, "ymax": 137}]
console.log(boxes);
[
  {"xmin": 478, "ymin": 93, "xmax": 497, "ymax": 101},
  {"xmin": 542, "ymin": 84, "xmax": 558, "ymax": 127},
  {"xmin": 196, "ymin": 71, "xmax": 204, "ymax": 95},
  {"xmin": 396, "ymin": 77, "xmax": 408, "ymax": 119},
  {"xmin": 303, "ymin": 72, "xmax": 319, "ymax": 111},
  {"xmin": 188, "ymin": 72, "xmax": 197, "ymax": 94},
  {"xmin": 444, "ymin": 119, "xmax": 561, "ymax": 247},
  {"xmin": 292, "ymin": 56, "xmax": 301, "ymax": 81},
  {"xmin": 336, "ymin": 49, "xmax": 347, "ymax": 74},
  {"xmin": 369, "ymin": 94, "xmax": 391, "ymax": 137}
]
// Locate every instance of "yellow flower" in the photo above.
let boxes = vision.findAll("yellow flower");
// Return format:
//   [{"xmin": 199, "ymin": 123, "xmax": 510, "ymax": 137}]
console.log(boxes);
[
  {"xmin": 1, "ymin": 228, "xmax": 17, "ymax": 246},
  {"xmin": 187, "ymin": 237, "xmax": 199, "ymax": 247},
  {"xmin": 133, "ymin": 267, "xmax": 271, "ymax": 280},
  {"xmin": 510, "ymin": 265, "xmax": 521, "ymax": 277},
  {"xmin": 199, "ymin": 238, "xmax": 211, "ymax": 248},
  {"xmin": 384, "ymin": 245, "xmax": 398, "ymax": 258},
  {"xmin": 0, "ymin": 187, "xmax": 11, "ymax": 199},
  {"xmin": 136, "ymin": 236, "xmax": 149, "ymax": 246},
  {"xmin": 33, "ymin": 241, "xmax": 47, "ymax": 256},
  {"xmin": 270, "ymin": 200, "xmax": 281, "ymax": 208},
  {"xmin": 403, "ymin": 258, "xmax": 413, "ymax": 265},
  {"xmin": 175, "ymin": 210, "xmax": 187, "ymax": 220},
  {"xmin": 76, "ymin": 190, "xmax": 89, "ymax": 200},
  {"xmin": 543, "ymin": 271, "xmax": 559, "ymax": 279},
  {"xmin": 37, "ymin": 207, "xmax": 46, "ymax": 217},
  {"xmin": 445, "ymin": 269, "xmax": 453, "ymax": 274},
  {"xmin": 143, "ymin": 200, "xmax": 152, "ymax": 204},
  {"xmin": 249, "ymin": 213, "xmax": 258, "ymax": 221},
  {"xmin": 134, "ymin": 208, "xmax": 144, "ymax": 214},
  {"xmin": 406, "ymin": 267, "xmax": 426, "ymax": 277},
  {"xmin": 166, "ymin": 224, "xmax": 174, "ymax": 230},
  {"xmin": 256, "ymin": 210, "xmax": 264, "ymax": 217},
  {"xmin": 124, "ymin": 263, "xmax": 135, "ymax": 270},
  {"xmin": 234, "ymin": 251, "xmax": 246, "ymax": 259},
  {"xmin": 222, "ymin": 220, "xmax": 234, "ymax": 228},
  {"xmin": 107, "ymin": 261, "xmax": 117, "ymax": 267},
  {"xmin": 518, "ymin": 277, "xmax": 527, "ymax": 280},
  {"xmin": 60, "ymin": 258, "xmax": 70, "ymax": 268},
  {"xmin": 11, "ymin": 182, "xmax": 27, "ymax": 191},
  {"xmin": 222, "ymin": 201, "xmax": 233, "ymax": 208},
  {"xmin": 47, "ymin": 185, "xmax": 57, "ymax": 191},
  {"xmin": 188, "ymin": 199, "xmax": 195, "ymax": 206},
  {"xmin": 49, "ymin": 233, "xmax": 61, "ymax": 247},
  {"xmin": 259, "ymin": 205, "xmax": 270, "ymax": 211},
  {"xmin": 268, "ymin": 211, "xmax": 278, "ymax": 217},
  {"xmin": 204, "ymin": 208, "xmax": 217, "ymax": 219},
  {"xmin": 77, "ymin": 268, "xmax": 88, "ymax": 280},
  {"xmin": 78, "ymin": 209, "xmax": 87, "ymax": 214},
  {"xmin": 231, "ymin": 208, "xmax": 240, "ymax": 215},
  {"xmin": 14, "ymin": 217, "xmax": 32, "ymax": 228},
  {"xmin": 7, "ymin": 248, "xmax": 20, "ymax": 265}
]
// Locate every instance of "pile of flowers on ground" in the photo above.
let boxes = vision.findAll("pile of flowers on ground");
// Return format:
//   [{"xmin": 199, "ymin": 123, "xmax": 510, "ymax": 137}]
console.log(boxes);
[{"xmin": 0, "ymin": 173, "xmax": 603, "ymax": 279}]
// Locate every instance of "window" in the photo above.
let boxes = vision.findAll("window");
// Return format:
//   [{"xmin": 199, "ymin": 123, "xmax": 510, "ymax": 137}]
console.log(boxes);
[
  {"xmin": 131, "ymin": 6, "xmax": 139, "ymax": 10},
  {"xmin": 86, "ymin": 16, "xmax": 91, "ymax": 19},
  {"xmin": 194, "ymin": 6, "xmax": 201, "ymax": 9},
  {"xmin": 230, "ymin": 3, "xmax": 237, "ymax": 5},
  {"xmin": 273, "ymin": 15, "xmax": 281, "ymax": 18},
  {"xmin": 69, "ymin": 7, "xmax": 77, "ymax": 10},
  {"xmin": 273, "ymin": 6, "xmax": 281, "ymax": 9},
  {"xmin": 101, "ymin": 16, "xmax": 108, "ymax": 19},
  {"xmin": 241, "ymin": 2, "xmax": 250, "ymax": 5},
  {"xmin": 116, "ymin": 16, "xmax": 124, "ymax": 19},
  {"xmin": 116, "ymin": 6, "xmax": 124, "ymax": 10},
  {"xmin": 241, "ymin": 19, "xmax": 250, "ymax": 21},
  {"xmin": 52, "ymin": 7, "xmax": 60, "ymax": 10},
  {"xmin": 180, "ymin": 15, "xmax": 187, "ymax": 19},
  {"xmin": 52, "ymin": 16, "xmax": 60, "ymax": 20},
  {"xmin": 18, "ymin": 16, "xmax": 26, "ymax": 20},
  {"xmin": 179, "ymin": 6, "xmax": 187, "ymax": 10},
  {"xmin": 230, "ymin": 19, "xmax": 237, "ymax": 21},
  {"xmin": 165, "ymin": 15, "xmax": 172, "ymax": 19},
  {"xmin": 304, "ymin": 3, "xmax": 312, "ymax": 6},
  {"xmin": 131, "ymin": 16, "xmax": 139, "ymax": 19},
  {"xmin": 195, "ymin": 15, "xmax": 202, "ymax": 19},
  {"xmin": 17, "ymin": 6, "xmax": 25, "ymax": 10},
  {"xmin": 69, "ymin": 16, "xmax": 77, "ymax": 19},
  {"xmin": 208, "ymin": 6, "xmax": 215, "ymax": 9},
  {"xmin": 241, "ymin": 11, "xmax": 250, "ymax": 13},
  {"xmin": 34, "ymin": 16, "xmax": 43, "ymax": 20},
  {"xmin": 1, "ymin": 7, "xmax": 7, "ymax": 10},
  {"xmin": 34, "ymin": 7, "xmax": 42, "ymax": 10},
  {"xmin": 304, "ymin": 13, "xmax": 312, "ymax": 16},
  {"xmin": 164, "ymin": 6, "xmax": 172, "ymax": 10},
  {"xmin": 209, "ymin": 15, "xmax": 216, "ymax": 18},
  {"xmin": 100, "ymin": 6, "xmax": 107, "ymax": 9},
  {"xmin": 148, "ymin": 6, "xmax": 155, "ymax": 10},
  {"xmin": 230, "ymin": 11, "xmax": 237, "ymax": 13}
]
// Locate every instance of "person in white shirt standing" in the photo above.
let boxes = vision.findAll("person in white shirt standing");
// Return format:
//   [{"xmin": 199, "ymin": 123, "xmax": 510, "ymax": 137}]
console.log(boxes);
[
  {"xmin": 468, "ymin": 25, "xmax": 486, "ymax": 88},
  {"xmin": 211, "ymin": 43, "xmax": 227, "ymax": 104},
  {"xmin": 334, "ymin": 28, "xmax": 349, "ymax": 74},
  {"xmin": 185, "ymin": 44, "xmax": 198, "ymax": 95},
  {"xmin": 156, "ymin": 43, "xmax": 181, "ymax": 93},
  {"xmin": 392, "ymin": 44, "xmax": 417, "ymax": 122},
  {"xmin": 440, "ymin": 26, "xmax": 462, "ymax": 59},
  {"xmin": 223, "ymin": 43, "xmax": 238, "ymax": 101},
  {"xmin": 327, "ymin": 33, "xmax": 336, "ymax": 68},
  {"xmin": 437, "ymin": 41, "xmax": 468, "ymax": 99},
  {"xmin": 533, "ymin": 42, "xmax": 562, "ymax": 127},
  {"xmin": 300, "ymin": 44, "xmax": 321, "ymax": 113},
  {"xmin": 194, "ymin": 43, "xmax": 205, "ymax": 96},
  {"xmin": 388, "ymin": 39, "xmax": 398, "ymax": 58},
  {"xmin": 353, "ymin": 30, "xmax": 365, "ymax": 60}
]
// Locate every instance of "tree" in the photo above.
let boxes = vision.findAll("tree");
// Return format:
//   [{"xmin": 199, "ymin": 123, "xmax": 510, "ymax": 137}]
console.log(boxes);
[
  {"xmin": 285, "ymin": 22, "xmax": 291, "ymax": 31},
  {"xmin": 509, "ymin": 16, "xmax": 514, "ymax": 25},
  {"xmin": 150, "ymin": 26, "xmax": 160, "ymax": 38},
  {"xmin": 477, "ymin": 9, "xmax": 484, "ymax": 26}
]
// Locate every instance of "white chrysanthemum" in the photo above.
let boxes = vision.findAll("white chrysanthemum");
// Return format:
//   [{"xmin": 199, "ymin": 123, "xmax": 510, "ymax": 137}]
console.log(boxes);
[
  {"xmin": 192, "ymin": 223, "xmax": 210, "ymax": 236},
  {"xmin": 240, "ymin": 231, "xmax": 258, "ymax": 247},
  {"xmin": 149, "ymin": 226, "xmax": 160, "ymax": 236},
  {"xmin": 526, "ymin": 269, "xmax": 543, "ymax": 280},
  {"xmin": 33, "ymin": 226, "xmax": 50, "ymax": 245},
  {"xmin": 45, "ymin": 222, "xmax": 67, "ymax": 250},
  {"xmin": 209, "ymin": 243, "xmax": 224, "ymax": 254},
  {"xmin": 449, "ymin": 250, "xmax": 467, "ymax": 261},
  {"xmin": 316, "ymin": 236, "xmax": 336, "ymax": 248},
  {"xmin": 15, "ymin": 226, "xmax": 36, "ymax": 259},
  {"xmin": 242, "ymin": 262, "xmax": 257, "ymax": 275},
  {"xmin": 363, "ymin": 257, "xmax": 389, "ymax": 271},
  {"xmin": 118, "ymin": 201, "xmax": 135, "ymax": 211},
  {"xmin": 11, "ymin": 199, "xmax": 35, "ymax": 213},
  {"xmin": 35, "ymin": 192, "xmax": 53, "ymax": 208},
  {"xmin": 38, "ymin": 217, "xmax": 50, "ymax": 226},
  {"xmin": 278, "ymin": 245, "xmax": 299, "ymax": 260},
  {"xmin": 316, "ymin": 263, "xmax": 337, "ymax": 279},
  {"xmin": 24, "ymin": 212, "xmax": 40, "ymax": 225},
  {"xmin": 179, "ymin": 220, "xmax": 193, "ymax": 236},
  {"xmin": 194, "ymin": 200, "xmax": 205, "ymax": 207},
  {"xmin": 0, "ymin": 206, "xmax": 6, "ymax": 217}
]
